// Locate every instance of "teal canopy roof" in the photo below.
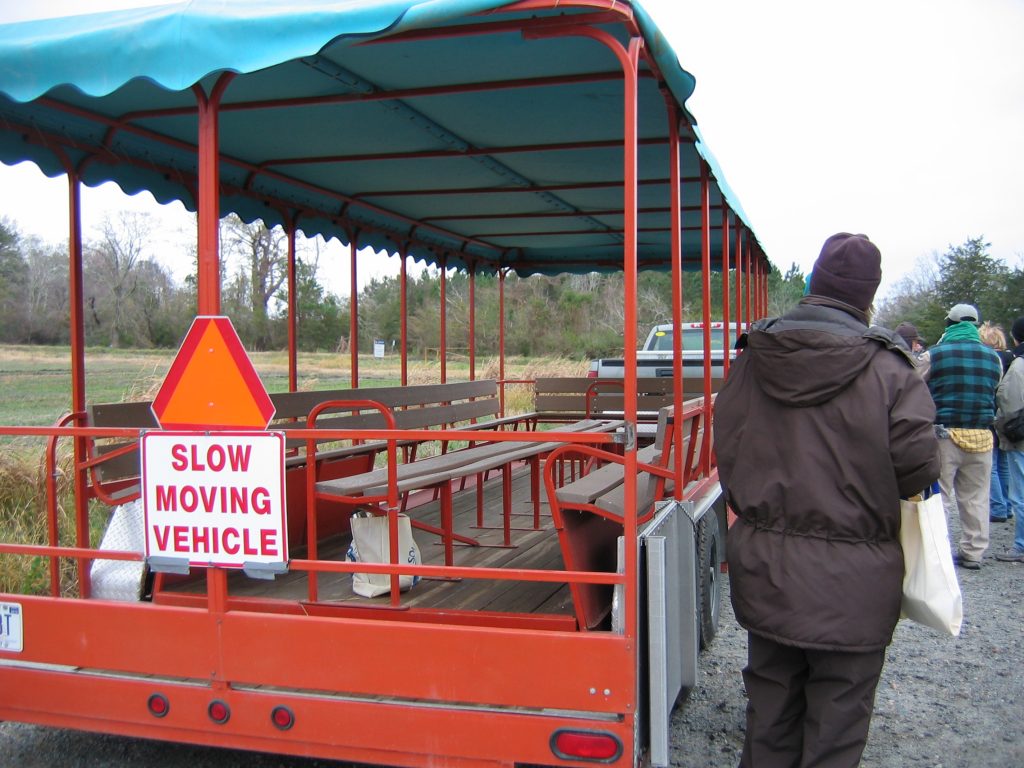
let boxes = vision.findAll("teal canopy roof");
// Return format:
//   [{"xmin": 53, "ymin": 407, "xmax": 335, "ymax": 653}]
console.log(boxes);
[{"xmin": 0, "ymin": 0, "xmax": 765, "ymax": 276}]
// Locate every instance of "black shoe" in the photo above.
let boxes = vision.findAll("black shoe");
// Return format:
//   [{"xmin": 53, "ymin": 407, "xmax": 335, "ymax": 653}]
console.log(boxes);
[
  {"xmin": 991, "ymin": 515, "xmax": 1009, "ymax": 522},
  {"xmin": 955, "ymin": 555, "xmax": 981, "ymax": 570}
]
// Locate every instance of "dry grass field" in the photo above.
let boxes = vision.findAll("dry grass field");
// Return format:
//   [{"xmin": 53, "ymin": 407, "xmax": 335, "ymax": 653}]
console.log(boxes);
[
  {"xmin": 0, "ymin": 344, "xmax": 587, "ymax": 427},
  {"xmin": 0, "ymin": 344, "xmax": 587, "ymax": 594}
]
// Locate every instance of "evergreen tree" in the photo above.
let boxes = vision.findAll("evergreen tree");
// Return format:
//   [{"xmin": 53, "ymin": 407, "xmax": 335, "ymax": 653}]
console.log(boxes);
[{"xmin": 0, "ymin": 218, "xmax": 28, "ymax": 342}]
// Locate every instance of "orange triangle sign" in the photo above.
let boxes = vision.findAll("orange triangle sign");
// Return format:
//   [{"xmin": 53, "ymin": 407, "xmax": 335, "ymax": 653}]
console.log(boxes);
[{"xmin": 152, "ymin": 316, "xmax": 275, "ymax": 430}]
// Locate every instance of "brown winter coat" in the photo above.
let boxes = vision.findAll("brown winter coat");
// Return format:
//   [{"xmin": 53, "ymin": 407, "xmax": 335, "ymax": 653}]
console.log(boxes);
[{"xmin": 714, "ymin": 298, "xmax": 940, "ymax": 652}]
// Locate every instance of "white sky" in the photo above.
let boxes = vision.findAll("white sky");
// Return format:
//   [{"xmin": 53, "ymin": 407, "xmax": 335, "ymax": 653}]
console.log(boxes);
[{"xmin": 1, "ymin": 0, "xmax": 1022, "ymax": 298}]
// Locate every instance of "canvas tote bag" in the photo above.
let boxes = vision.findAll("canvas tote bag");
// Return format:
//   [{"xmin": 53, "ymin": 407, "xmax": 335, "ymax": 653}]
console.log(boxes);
[
  {"xmin": 346, "ymin": 510, "xmax": 421, "ymax": 598},
  {"xmin": 899, "ymin": 485, "xmax": 963, "ymax": 635}
]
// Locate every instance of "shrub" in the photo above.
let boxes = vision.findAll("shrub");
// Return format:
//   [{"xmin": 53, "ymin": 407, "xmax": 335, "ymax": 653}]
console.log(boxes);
[{"xmin": 0, "ymin": 442, "xmax": 96, "ymax": 597}]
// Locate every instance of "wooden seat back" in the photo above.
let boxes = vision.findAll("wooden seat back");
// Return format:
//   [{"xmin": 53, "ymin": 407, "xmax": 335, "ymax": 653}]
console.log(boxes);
[
  {"xmin": 84, "ymin": 380, "xmax": 503, "ymax": 502},
  {"xmin": 548, "ymin": 400, "xmax": 709, "ymax": 630}
]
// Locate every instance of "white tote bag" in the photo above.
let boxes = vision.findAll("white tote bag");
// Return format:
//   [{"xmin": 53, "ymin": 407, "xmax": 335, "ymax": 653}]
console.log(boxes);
[
  {"xmin": 899, "ymin": 486, "xmax": 963, "ymax": 636},
  {"xmin": 346, "ymin": 511, "xmax": 421, "ymax": 598}
]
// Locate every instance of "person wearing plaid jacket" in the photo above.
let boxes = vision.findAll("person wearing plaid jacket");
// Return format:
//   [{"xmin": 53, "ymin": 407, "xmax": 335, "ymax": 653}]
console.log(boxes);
[{"xmin": 926, "ymin": 303, "xmax": 1004, "ymax": 568}]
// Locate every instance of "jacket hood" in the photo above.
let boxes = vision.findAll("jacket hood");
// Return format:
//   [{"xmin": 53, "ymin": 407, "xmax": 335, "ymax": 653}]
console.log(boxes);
[{"xmin": 746, "ymin": 299, "xmax": 903, "ymax": 407}]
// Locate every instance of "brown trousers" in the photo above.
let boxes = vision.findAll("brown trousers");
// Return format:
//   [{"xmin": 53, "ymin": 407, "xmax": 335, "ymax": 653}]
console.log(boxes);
[{"xmin": 740, "ymin": 632, "xmax": 886, "ymax": 768}]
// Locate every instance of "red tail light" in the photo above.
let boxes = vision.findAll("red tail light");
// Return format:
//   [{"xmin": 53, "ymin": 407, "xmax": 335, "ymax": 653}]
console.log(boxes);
[
  {"xmin": 147, "ymin": 693, "xmax": 169, "ymax": 718},
  {"xmin": 208, "ymin": 699, "xmax": 231, "ymax": 724},
  {"xmin": 550, "ymin": 729, "xmax": 622, "ymax": 762},
  {"xmin": 271, "ymin": 705, "xmax": 295, "ymax": 730}
]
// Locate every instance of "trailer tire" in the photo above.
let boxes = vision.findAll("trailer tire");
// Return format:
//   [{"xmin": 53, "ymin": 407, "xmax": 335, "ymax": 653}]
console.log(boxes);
[{"xmin": 696, "ymin": 510, "xmax": 721, "ymax": 649}]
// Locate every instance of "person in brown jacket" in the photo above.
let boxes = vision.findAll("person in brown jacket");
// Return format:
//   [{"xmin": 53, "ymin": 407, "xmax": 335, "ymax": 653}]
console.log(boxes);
[{"xmin": 714, "ymin": 233, "xmax": 940, "ymax": 768}]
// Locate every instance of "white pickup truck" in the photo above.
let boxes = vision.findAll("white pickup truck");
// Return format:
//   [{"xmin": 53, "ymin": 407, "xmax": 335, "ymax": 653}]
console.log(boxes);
[{"xmin": 588, "ymin": 321, "xmax": 745, "ymax": 379}]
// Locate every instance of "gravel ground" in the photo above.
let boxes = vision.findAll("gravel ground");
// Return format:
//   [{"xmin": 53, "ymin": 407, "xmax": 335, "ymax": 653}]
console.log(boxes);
[
  {"xmin": 1, "ymin": 519, "xmax": 1021, "ymax": 767},
  {"xmin": 672, "ymin": 514, "xmax": 1024, "ymax": 768}
]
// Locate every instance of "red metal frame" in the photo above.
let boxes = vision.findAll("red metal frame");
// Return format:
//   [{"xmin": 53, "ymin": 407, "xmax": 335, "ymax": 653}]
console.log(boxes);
[
  {"xmin": 667, "ymin": 105, "xmax": 686, "ymax": 497},
  {"xmin": 744, "ymin": 225, "xmax": 752, "ymax": 325},
  {"xmin": 721, "ymin": 205, "xmax": 732, "ymax": 374},
  {"xmin": 498, "ymin": 268, "xmax": 507, "ymax": 415},
  {"xmin": 699, "ymin": 161, "xmax": 713, "ymax": 474},
  {"xmin": 400, "ymin": 247, "xmax": 409, "ymax": 386},
  {"xmin": 286, "ymin": 218, "xmax": 298, "ymax": 392},
  {"xmin": 469, "ymin": 266, "xmax": 476, "ymax": 380},
  {"xmin": 440, "ymin": 256, "xmax": 448, "ymax": 383},
  {"xmin": 739, "ymin": 225, "xmax": 746, "ymax": 325},
  {"xmin": 350, "ymin": 235, "xmax": 359, "ymax": 387},
  {"xmin": 193, "ymin": 73, "xmax": 234, "ymax": 315}
]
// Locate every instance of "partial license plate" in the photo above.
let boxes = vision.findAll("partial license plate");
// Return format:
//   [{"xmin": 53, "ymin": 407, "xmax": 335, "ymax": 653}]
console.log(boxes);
[{"xmin": 0, "ymin": 602, "xmax": 23, "ymax": 652}]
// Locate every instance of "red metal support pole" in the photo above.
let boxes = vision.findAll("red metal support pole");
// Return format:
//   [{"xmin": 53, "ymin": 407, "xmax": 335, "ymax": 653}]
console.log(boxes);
[
  {"xmin": 756, "ymin": 249, "xmax": 761, "ymax": 317},
  {"xmin": 498, "ymin": 268, "xmax": 506, "ymax": 415},
  {"xmin": 737, "ymin": 219, "xmax": 745, "ymax": 333},
  {"xmin": 286, "ymin": 218, "xmax": 298, "ymax": 392},
  {"xmin": 469, "ymin": 265, "xmax": 476, "ymax": 381},
  {"xmin": 66, "ymin": 167, "xmax": 90, "ymax": 597},
  {"xmin": 621, "ymin": 30, "xmax": 643, "ymax": 664},
  {"xmin": 754, "ymin": 256, "xmax": 758, "ymax": 318},
  {"xmin": 400, "ymin": 247, "xmax": 408, "ymax": 386},
  {"xmin": 539, "ymin": 26, "xmax": 642, "ymax": 649},
  {"xmin": 667, "ymin": 106, "xmax": 684, "ymax": 499},
  {"xmin": 754, "ymin": 253, "xmax": 761, "ymax": 319},
  {"xmin": 193, "ymin": 73, "xmax": 234, "ymax": 315},
  {"xmin": 721, "ymin": 206, "xmax": 732, "ymax": 375},
  {"xmin": 699, "ymin": 161, "xmax": 712, "ymax": 475},
  {"xmin": 530, "ymin": 21, "xmax": 642, "ymax": 648},
  {"xmin": 440, "ymin": 255, "xmax": 448, "ymax": 384},
  {"xmin": 762, "ymin": 253, "xmax": 769, "ymax": 317},
  {"xmin": 744, "ymin": 229, "xmax": 752, "ymax": 326},
  {"xmin": 759, "ymin": 255, "xmax": 765, "ymax": 318},
  {"xmin": 349, "ymin": 234, "xmax": 359, "ymax": 388}
]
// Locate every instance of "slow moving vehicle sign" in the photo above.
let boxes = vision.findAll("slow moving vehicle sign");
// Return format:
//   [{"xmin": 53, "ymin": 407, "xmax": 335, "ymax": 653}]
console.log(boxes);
[
  {"xmin": 142, "ymin": 431, "xmax": 287, "ymax": 568},
  {"xmin": 142, "ymin": 317, "xmax": 287, "ymax": 570},
  {"xmin": 151, "ymin": 315, "xmax": 276, "ymax": 431}
]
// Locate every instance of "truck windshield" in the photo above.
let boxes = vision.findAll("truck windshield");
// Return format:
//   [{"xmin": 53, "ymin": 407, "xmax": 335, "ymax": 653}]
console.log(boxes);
[{"xmin": 648, "ymin": 328, "xmax": 731, "ymax": 352}]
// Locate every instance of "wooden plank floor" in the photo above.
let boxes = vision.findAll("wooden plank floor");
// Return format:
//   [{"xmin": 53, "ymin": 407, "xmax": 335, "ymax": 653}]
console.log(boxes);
[{"xmin": 161, "ymin": 465, "xmax": 577, "ymax": 619}]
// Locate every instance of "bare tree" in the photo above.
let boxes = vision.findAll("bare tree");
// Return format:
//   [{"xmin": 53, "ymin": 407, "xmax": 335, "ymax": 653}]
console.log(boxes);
[
  {"xmin": 85, "ymin": 212, "xmax": 152, "ymax": 347},
  {"xmin": 24, "ymin": 236, "xmax": 68, "ymax": 343},
  {"xmin": 221, "ymin": 215, "xmax": 287, "ymax": 349}
]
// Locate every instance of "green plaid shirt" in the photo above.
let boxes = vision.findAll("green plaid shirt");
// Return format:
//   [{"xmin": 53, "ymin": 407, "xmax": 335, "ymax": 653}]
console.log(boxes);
[{"xmin": 927, "ymin": 339, "xmax": 1002, "ymax": 428}]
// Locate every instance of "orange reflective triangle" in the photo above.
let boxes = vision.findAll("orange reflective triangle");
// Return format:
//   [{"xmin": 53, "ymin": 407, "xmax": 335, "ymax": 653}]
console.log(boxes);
[{"xmin": 152, "ymin": 317, "xmax": 275, "ymax": 430}]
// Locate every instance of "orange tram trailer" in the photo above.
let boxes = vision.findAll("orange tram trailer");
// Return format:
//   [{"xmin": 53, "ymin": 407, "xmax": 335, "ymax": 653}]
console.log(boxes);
[{"xmin": 0, "ymin": 2, "xmax": 771, "ymax": 766}]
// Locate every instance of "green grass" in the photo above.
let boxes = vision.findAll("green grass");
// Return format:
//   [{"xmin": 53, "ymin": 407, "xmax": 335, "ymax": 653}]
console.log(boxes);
[
  {"xmin": 0, "ymin": 345, "xmax": 587, "ymax": 428},
  {"xmin": 0, "ymin": 345, "xmax": 587, "ymax": 595}
]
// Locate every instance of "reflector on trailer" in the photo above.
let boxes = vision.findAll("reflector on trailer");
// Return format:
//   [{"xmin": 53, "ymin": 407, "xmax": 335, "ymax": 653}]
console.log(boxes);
[
  {"xmin": 208, "ymin": 700, "xmax": 230, "ymax": 724},
  {"xmin": 271, "ymin": 705, "xmax": 294, "ymax": 731},
  {"xmin": 147, "ymin": 693, "xmax": 169, "ymax": 718},
  {"xmin": 550, "ymin": 729, "xmax": 623, "ymax": 762}
]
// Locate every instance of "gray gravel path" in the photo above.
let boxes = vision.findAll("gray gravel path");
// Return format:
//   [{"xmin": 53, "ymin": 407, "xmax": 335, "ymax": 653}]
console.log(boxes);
[
  {"xmin": 671, "ymin": 514, "xmax": 1024, "ymax": 767},
  {"xmin": 1, "ymin": 519, "xmax": 1021, "ymax": 767}
]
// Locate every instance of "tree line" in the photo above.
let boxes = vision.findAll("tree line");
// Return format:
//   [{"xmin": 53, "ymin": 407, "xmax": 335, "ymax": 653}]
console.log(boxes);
[
  {"xmin": 0, "ymin": 213, "xmax": 1017, "ymax": 357},
  {"xmin": 874, "ymin": 236, "xmax": 1024, "ymax": 348}
]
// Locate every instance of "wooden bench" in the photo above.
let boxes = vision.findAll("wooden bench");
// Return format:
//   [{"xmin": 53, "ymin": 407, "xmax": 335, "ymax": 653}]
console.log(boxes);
[
  {"xmin": 542, "ymin": 398, "xmax": 710, "ymax": 630},
  {"xmin": 532, "ymin": 377, "xmax": 670, "ymax": 423},
  {"xmin": 84, "ymin": 380, "xmax": 519, "ymax": 545},
  {"xmin": 313, "ymin": 415, "xmax": 625, "ymax": 569},
  {"xmin": 530, "ymin": 376, "xmax": 715, "ymax": 446},
  {"xmin": 262, "ymin": 379, "xmax": 522, "ymax": 470}
]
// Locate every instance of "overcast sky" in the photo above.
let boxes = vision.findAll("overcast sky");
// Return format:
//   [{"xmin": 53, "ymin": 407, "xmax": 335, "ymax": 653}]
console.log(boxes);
[{"xmin": 1, "ymin": 0, "xmax": 1022, "ymax": 298}]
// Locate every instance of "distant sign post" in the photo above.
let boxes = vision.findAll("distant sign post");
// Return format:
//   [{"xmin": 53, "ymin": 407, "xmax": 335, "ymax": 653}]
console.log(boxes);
[{"xmin": 142, "ymin": 316, "xmax": 287, "ymax": 572}]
